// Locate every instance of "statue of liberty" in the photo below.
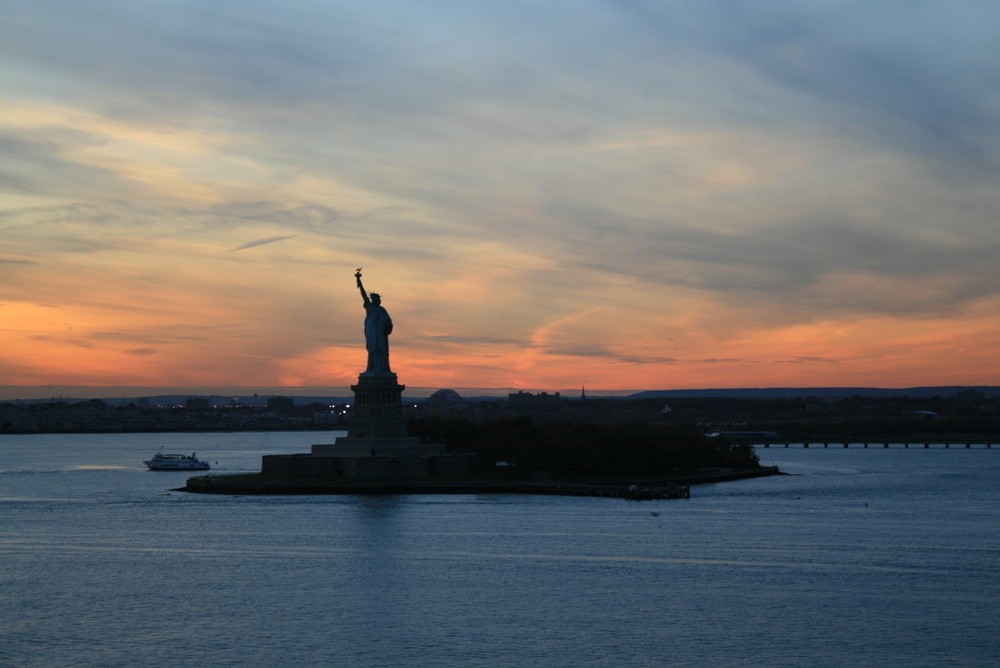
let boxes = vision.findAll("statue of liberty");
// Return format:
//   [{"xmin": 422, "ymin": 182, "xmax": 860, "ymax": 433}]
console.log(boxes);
[{"xmin": 355, "ymin": 269, "xmax": 393, "ymax": 375}]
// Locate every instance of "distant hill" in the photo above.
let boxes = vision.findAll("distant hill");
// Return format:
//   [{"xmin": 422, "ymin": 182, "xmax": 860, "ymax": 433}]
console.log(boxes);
[{"xmin": 626, "ymin": 386, "xmax": 1000, "ymax": 400}]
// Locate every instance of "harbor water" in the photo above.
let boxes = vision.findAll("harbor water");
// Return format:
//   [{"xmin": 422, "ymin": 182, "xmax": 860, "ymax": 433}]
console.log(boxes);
[{"xmin": 2, "ymin": 432, "xmax": 998, "ymax": 667}]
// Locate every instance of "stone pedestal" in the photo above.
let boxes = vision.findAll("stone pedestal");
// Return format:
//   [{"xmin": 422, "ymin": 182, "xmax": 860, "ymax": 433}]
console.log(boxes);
[
  {"xmin": 347, "ymin": 373, "xmax": 408, "ymax": 439},
  {"xmin": 261, "ymin": 372, "xmax": 473, "ymax": 478}
]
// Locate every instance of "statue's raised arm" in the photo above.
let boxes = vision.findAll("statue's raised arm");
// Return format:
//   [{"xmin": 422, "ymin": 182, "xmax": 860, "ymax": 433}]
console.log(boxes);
[{"xmin": 355, "ymin": 268, "xmax": 371, "ymax": 306}]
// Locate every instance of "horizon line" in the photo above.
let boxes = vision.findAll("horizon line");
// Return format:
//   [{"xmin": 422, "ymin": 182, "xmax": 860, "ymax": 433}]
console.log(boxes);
[{"xmin": 2, "ymin": 383, "xmax": 997, "ymax": 402}]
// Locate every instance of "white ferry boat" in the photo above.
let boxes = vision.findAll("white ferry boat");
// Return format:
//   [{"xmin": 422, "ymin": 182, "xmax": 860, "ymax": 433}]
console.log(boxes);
[{"xmin": 144, "ymin": 452, "xmax": 211, "ymax": 471}]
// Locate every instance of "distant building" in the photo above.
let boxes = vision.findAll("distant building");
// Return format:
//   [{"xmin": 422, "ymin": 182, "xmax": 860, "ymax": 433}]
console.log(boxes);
[
  {"xmin": 185, "ymin": 397, "xmax": 209, "ymax": 412},
  {"xmin": 425, "ymin": 389, "xmax": 467, "ymax": 406},
  {"xmin": 508, "ymin": 390, "xmax": 561, "ymax": 403},
  {"xmin": 266, "ymin": 396, "xmax": 294, "ymax": 411}
]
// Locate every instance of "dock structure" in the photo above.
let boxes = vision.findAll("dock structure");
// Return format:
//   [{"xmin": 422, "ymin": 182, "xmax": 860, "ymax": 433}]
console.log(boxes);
[{"xmin": 746, "ymin": 441, "xmax": 997, "ymax": 449}]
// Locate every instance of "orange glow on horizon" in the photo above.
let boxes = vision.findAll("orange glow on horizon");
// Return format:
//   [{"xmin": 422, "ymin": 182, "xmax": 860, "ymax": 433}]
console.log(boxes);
[{"xmin": 4, "ymin": 292, "xmax": 1000, "ymax": 396}]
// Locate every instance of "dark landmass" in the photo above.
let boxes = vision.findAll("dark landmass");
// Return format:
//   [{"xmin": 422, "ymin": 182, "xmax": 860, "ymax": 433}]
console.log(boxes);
[
  {"xmin": 406, "ymin": 417, "xmax": 763, "ymax": 472},
  {"xmin": 2, "ymin": 387, "xmax": 997, "ymax": 440},
  {"xmin": 172, "ymin": 415, "xmax": 776, "ymax": 497},
  {"xmin": 178, "ymin": 416, "xmax": 775, "ymax": 497},
  {"xmin": 627, "ymin": 386, "xmax": 1000, "ymax": 400},
  {"xmin": 4, "ymin": 385, "xmax": 998, "ymax": 407}
]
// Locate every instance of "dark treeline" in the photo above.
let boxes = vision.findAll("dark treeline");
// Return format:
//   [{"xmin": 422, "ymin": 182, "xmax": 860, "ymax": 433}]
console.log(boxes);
[
  {"xmin": 6, "ymin": 391, "xmax": 996, "ymax": 438},
  {"xmin": 420, "ymin": 392, "xmax": 999, "ymax": 432},
  {"xmin": 408, "ymin": 417, "xmax": 759, "ymax": 477}
]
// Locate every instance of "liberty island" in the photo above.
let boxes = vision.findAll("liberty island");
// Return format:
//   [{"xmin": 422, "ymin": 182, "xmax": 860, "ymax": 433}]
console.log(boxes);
[{"xmin": 181, "ymin": 270, "xmax": 774, "ymax": 495}]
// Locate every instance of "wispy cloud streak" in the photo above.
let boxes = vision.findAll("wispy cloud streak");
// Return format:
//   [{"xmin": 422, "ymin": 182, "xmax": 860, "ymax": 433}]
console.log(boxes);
[{"xmin": 227, "ymin": 235, "xmax": 299, "ymax": 253}]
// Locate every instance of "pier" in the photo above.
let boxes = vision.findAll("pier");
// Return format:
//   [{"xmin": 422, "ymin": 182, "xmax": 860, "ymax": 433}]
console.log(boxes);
[{"xmin": 744, "ymin": 441, "xmax": 997, "ymax": 449}]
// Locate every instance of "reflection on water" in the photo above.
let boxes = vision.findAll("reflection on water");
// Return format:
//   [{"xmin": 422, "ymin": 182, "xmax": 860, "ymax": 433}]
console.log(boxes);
[
  {"xmin": 0, "ymin": 433, "xmax": 998, "ymax": 667},
  {"xmin": 71, "ymin": 465, "xmax": 132, "ymax": 470}
]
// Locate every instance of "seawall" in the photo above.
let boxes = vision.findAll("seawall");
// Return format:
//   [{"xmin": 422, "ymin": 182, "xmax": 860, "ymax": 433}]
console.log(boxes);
[{"xmin": 178, "ymin": 466, "xmax": 781, "ymax": 496}]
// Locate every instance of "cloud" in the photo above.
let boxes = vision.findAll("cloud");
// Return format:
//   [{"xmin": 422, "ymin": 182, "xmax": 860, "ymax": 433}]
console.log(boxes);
[
  {"xmin": 227, "ymin": 235, "xmax": 299, "ymax": 253},
  {"xmin": 210, "ymin": 202, "xmax": 339, "ymax": 231},
  {"xmin": 696, "ymin": 1, "xmax": 1000, "ymax": 172}
]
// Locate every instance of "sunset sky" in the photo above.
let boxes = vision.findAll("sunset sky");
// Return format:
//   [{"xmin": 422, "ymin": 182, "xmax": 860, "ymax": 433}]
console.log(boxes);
[{"xmin": 2, "ymin": 1, "xmax": 999, "ymax": 399}]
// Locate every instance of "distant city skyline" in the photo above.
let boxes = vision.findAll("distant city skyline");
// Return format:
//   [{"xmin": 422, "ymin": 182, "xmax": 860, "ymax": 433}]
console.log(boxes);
[
  {"xmin": 3, "ymin": 384, "xmax": 998, "ymax": 404},
  {"xmin": 0, "ymin": 385, "xmax": 620, "ymax": 402},
  {"xmin": 2, "ymin": 2, "xmax": 999, "ymax": 393}
]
